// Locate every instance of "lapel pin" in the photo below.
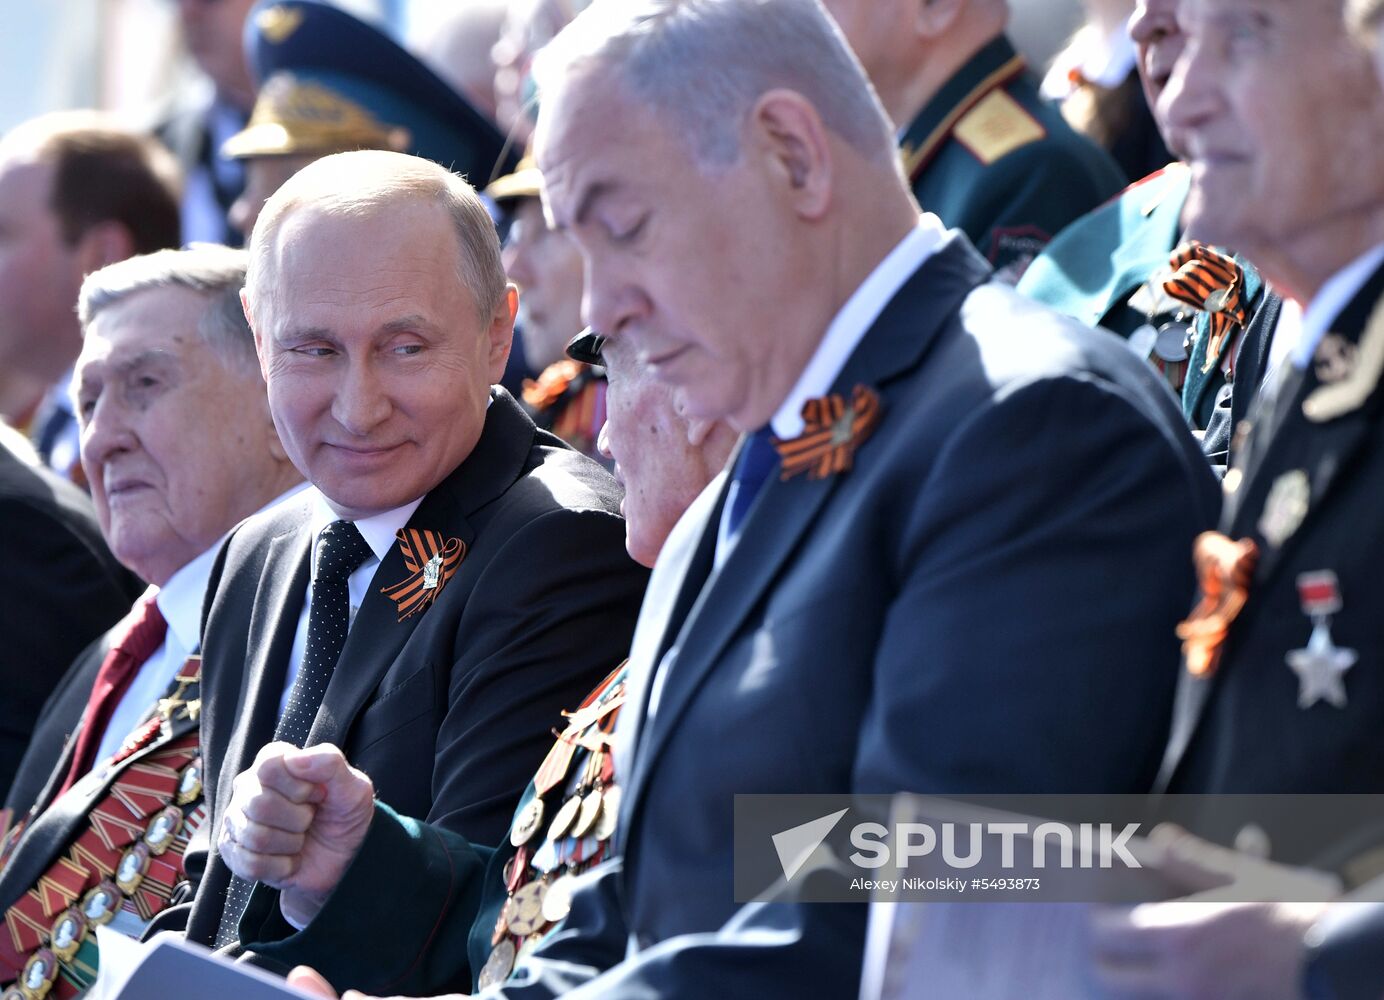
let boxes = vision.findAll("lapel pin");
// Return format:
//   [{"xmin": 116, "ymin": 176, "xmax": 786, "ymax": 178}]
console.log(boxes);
[
  {"xmin": 774, "ymin": 384, "xmax": 882, "ymax": 481},
  {"xmin": 1303, "ymin": 299, "xmax": 1384, "ymax": 422},
  {"xmin": 381, "ymin": 528, "xmax": 465, "ymax": 622}
]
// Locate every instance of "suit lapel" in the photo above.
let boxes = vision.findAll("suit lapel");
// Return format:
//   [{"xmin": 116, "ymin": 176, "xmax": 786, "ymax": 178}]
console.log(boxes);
[
  {"xmin": 1228, "ymin": 292, "xmax": 1282, "ymax": 433},
  {"xmin": 210, "ymin": 518, "xmax": 311, "ymax": 819},
  {"xmin": 304, "ymin": 389, "xmax": 534, "ymax": 749},
  {"xmin": 623, "ymin": 236, "xmax": 990, "ymax": 816}
]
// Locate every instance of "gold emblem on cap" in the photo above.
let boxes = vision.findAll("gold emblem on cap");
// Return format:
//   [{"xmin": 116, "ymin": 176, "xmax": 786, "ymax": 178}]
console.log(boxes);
[
  {"xmin": 221, "ymin": 73, "xmax": 410, "ymax": 161},
  {"xmin": 1259, "ymin": 470, "xmax": 1310, "ymax": 548},
  {"xmin": 257, "ymin": 5, "xmax": 305, "ymax": 44}
]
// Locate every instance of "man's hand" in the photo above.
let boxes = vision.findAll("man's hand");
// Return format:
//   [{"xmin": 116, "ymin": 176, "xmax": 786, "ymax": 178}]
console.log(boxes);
[
  {"xmin": 1089, "ymin": 825, "xmax": 1340, "ymax": 999},
  {"xmin": 286, "ymin": 965, "xmax": 470, "ymax": 1000},
  {"xmin": 219, "ymin": 743, "xmax": 376, "ymax": 928}
]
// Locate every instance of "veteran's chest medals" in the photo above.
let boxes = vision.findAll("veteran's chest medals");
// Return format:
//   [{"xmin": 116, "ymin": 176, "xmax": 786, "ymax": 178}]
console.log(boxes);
[{"xmin": 1286, "ymin": 571, "xmax": 1357, "ymax": 710}]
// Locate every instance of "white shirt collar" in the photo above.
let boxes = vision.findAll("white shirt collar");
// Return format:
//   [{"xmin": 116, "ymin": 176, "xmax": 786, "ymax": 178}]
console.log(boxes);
[
  {"xmin": 308, "ymin": 487, "xmax": 425, "ymax": 569},
  {"xmin": 771, "ymin": 215, "xmax": 948, "ymax": 439},
  {"xmin": 154, "ymin": 483, "xmax": 308, "ymax": 652},
  {"xmin": 1295, "ymin": 242, "xmax": 1384, "ymax": 368}
]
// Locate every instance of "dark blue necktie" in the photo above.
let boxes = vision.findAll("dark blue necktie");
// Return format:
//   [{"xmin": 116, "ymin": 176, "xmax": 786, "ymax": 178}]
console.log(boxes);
[
  {"xmin": 216, "ymin": 519, "xmax": 370, "ymax": 949},
  {"xmin": 725, "ymin": 428, "xmax": 779, "ymax": 538}
]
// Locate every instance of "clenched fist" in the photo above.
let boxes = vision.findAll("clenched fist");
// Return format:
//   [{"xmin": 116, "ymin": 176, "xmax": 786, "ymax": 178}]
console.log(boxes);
[{"xmin": 219, "ymin": 742, "xmax": 376, "ymax": 928}]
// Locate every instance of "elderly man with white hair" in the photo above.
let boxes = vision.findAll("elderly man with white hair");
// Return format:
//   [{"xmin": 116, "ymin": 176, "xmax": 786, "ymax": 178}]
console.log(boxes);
[
  {"xmin": 0, "ymin": 245, "xmax": 305, "ymax": 996},
  {"xmin": 150, "ymin": 149, "xmax": 647, "ymax": 956}
]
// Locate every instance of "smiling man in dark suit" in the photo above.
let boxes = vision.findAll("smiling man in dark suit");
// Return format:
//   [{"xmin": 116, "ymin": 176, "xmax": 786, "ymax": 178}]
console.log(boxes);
[{"xmin": 159, "ymin": 150, "xmax": 647, "ymax": 952}]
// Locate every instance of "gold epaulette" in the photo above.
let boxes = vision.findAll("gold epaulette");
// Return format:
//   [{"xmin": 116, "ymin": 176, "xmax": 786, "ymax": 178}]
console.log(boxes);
[{"xmin": 952, "ymin": 90, "xmax": 1047, "ymax": 166}]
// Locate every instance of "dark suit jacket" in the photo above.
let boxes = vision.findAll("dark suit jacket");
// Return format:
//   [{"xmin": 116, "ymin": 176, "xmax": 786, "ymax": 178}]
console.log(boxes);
[
  {"xmin": 160, "ymin": 389, "xmax": 647, "ymax": 948},
  {"xmin": 1304, "ymin": 902, "xmax": 1384, "ymax": 1000},
  {"xmin": 1160, "ymin": 260, "xmax": 1384, "ymax": 864},
  {"xmin": 0, "ymin": 450, "xmax": 139, "ymax": 805},
  {"xmin": 259, "ymin": 235, "xmax": 1218, "ymax": 998}
]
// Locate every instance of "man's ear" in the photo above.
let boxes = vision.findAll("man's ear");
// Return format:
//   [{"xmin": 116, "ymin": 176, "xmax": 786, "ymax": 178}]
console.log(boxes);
[
  {"xmin": 243, "ymin": 287, "xmax": 273, "ymax": 384},
  {"xmin": 487, "ymin": 284, "xmax": 519, "ymax": 383},
  {"xmin": 749, "ymin": 89, "xmax": 833, "ymax": 221},
  {"xmin": 917, "ymin": 0, "xmax": 966, "ymax": 39},
  {"xmin": 74, "ymin": 221, "xmax": 136, "ymax": 275}
]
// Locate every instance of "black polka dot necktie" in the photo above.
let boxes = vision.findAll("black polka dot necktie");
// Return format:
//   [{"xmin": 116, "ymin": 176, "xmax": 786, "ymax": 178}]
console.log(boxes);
[{"xmin": 215, "ymin": 519, "xmax": 372, "ymax": 948}]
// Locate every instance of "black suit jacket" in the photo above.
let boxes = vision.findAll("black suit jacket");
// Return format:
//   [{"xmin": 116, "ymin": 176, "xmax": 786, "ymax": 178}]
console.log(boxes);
[
  {"xmin": 1161, "ymin": 260, "xmax": 1384, "ymax": 863},
  {"xmin": 320, "ymin": 235, "xmax": 1218, "ymax": 998},
  {"xmin": 0, "ymin": 450, "xmax": 139, "ymax": 805},
  {"xmin": 165, "ymin": 389, "xmax": 647, "ymax": 947}
]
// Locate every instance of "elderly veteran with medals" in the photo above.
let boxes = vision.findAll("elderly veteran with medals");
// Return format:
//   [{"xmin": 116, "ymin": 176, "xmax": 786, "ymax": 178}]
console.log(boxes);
[
  {"xmin": 1083, "ymin": 1, "xmax": 1384, "ymax": 997},
  {"xmin": 208, "ymin": 328, "xmax": 736, "ymax": 997},
  {"xmin": 149, "ymin": 150, "xmax": 647, "ymax": 956},
  {"xmin": 0, "ymin": 246, "xmax": 305, "ymax": 1000}
]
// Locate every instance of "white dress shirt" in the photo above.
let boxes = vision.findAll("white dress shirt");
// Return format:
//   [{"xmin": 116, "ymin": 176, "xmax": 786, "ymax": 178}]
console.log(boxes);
[
  {"xmin": 279, "ymin": 489, "xmax": 424, "ymax": 716},
  {"xmin": 94, "ymin": 484, "xmax": 307, "ymax": 763}
]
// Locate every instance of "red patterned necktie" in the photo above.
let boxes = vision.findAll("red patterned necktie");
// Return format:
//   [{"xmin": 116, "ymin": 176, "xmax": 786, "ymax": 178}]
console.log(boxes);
[{"xmin": 57, "ymin": 594, "xmax": 167, "ymax": 795}]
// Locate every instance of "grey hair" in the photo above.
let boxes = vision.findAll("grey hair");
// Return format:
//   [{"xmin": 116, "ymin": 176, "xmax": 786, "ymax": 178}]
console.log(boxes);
[
  {"xmin": 245, "ymin": 149, "xmax": 506, "ymax": 326},
  {"xmin": 77, "ymin": 244, "xmax": 257, "ymax": 370},
  {"xmin": 531, "ymin": 0, "xmax": 896, "ymax": 168}
]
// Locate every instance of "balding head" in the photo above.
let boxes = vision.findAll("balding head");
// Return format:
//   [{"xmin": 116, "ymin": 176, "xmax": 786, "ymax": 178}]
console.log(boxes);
[{"xmin": 246, "ymin": 149, "xmax": 505, "ymax": 330}]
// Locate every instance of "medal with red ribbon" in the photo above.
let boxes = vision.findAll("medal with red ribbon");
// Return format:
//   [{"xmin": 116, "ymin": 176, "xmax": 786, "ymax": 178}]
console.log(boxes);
[
  {"xmin": 380, "ymin": 528, "xmax": 465, "ymax": 622},
  {"xmin": 1285, "ymin": 571, "xmax": 1357, "ymax": 709},
  {"xmin": 774, "ymin": 385, "xmax": 882, "ymax": 481}
]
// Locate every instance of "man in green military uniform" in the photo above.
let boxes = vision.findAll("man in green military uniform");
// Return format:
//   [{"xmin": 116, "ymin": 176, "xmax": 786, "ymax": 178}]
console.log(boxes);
[{"xmin": 823, "ymin": 0, "xmax": 1126, "ymax": 280}]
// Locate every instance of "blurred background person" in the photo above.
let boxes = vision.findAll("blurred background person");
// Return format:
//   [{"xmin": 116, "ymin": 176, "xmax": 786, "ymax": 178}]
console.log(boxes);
[
  {"xmin": 485, "ymin": 154, "xmax": 606, "ymax": 464},
  {"xmin": 0, "ymin": 112, "xmax": 181, "ymax": 486},
  {"xmin": 408, "ymin": 0, "xmax": 509, "ymax": 130},
  {"xmin": 157, "ymin": 0, "xmax": 258, "ymax": 245},
  {"xmin": 821, "ymin": 0, "xmax": 1126, "ymax": 280},
  {"xmin": 1043, "ymin": 0, "xmax": 1172, "ymax": 180}
]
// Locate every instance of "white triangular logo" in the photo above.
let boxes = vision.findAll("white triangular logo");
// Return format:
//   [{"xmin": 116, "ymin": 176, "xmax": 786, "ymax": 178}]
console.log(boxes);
[{"xmin": 772, "ymin": 808, "xmax": 849, "ymax": 881}]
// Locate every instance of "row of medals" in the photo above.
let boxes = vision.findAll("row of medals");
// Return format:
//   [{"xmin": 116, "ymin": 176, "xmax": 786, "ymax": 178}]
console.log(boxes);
[
  {"xmin": 3, "ymin": 759, "xmax": 203, "ymax": 1000},
  {"xmin": 478, "ymin": 689, "xmax": 624, "ymax": 989}
]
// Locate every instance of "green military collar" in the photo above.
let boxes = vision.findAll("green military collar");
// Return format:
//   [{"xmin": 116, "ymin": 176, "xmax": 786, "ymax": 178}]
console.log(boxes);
[{"xmin": 900, "ymin": 35, "xmax": 1027, "ymax": 182}]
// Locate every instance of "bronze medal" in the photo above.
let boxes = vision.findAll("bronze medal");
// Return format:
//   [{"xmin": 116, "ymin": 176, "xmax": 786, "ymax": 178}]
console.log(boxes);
[
  {"xmin": 490, "ymin": 905, "xmax": 509, "ymax": 946},
  {"xmin": 49, "ymin": 908, "xmax": 87, "ymax": 962},
  {"xmin": 4, "ymin": 987, "xmax": 26, "ymax": 1000},
  {"xmin": 593, "ymin": 785, "xmax": 621, "ymax": 842},
  {"xmin": 541, "ymin": 873, "xmax": 576, "ymax": 924},
  {"xmin": 477, "ymin": 938, "xmax": 516, "ymax": 990},
  {"xmin": 510, "ymin": 797, "xmax": 545, "ymax": 847},
  {"xmin": 547, "ymin": 795, "xmax": 582, "ymax": 842},
  {"xmin": 504, "ymin": 880, "xmax": 548, "ymax": 937},
  {"xmin": 572, "ymin": 788, "xmax": 603, "ymax": 839},
  {"xmin": 19, "ymin": 949, "xmax": 57, "ymax": 1000},
  {"xmin": 502, "ymin": 845, "xmax": 530, "ymax": 893}
]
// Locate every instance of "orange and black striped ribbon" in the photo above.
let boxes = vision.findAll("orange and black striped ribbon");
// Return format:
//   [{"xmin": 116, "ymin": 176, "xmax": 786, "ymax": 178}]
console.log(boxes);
[
  {"xmin": 1164, "ymin": 243, "xmax": 1250, "ymax": 374},
  {"xmin": 380, "ymin": 528, "xmax": 466, "ymax": 622},
  {"xmin": 1176, "ymin": 532, "xmax": 1260, "ymax": 678},
  {"xmin": 774, "ymin": 385, "xmax": 883, "ymax": 481}
]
